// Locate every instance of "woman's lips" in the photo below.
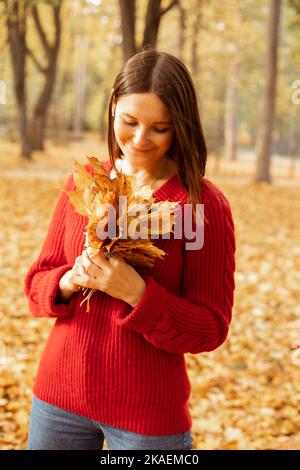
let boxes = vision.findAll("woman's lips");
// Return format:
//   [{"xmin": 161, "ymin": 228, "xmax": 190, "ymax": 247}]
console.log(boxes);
[{"xmin": 129, "ymin": 144, "xmax": 155, "ymax": 153}]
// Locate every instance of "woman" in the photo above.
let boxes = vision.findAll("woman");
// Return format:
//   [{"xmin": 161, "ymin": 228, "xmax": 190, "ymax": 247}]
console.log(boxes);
[{"xmin": 24, "ymin": 48, "xmax": 236, "ymax": 450}]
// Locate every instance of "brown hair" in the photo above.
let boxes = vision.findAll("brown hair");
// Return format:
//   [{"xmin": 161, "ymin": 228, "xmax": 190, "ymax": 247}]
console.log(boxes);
[{"xmin": 107, "ymin": 47, "xmax": 207, "ymax": 211}]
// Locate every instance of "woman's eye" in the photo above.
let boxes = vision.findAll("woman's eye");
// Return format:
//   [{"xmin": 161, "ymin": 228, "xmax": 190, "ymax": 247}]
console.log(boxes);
[
  {"xmin": 123, "ymin": 119, "xmax": 168, "ymax": 133},
  {"xmin": 154, "ymin": 128, "xmax": 168, "ymax": 133}
]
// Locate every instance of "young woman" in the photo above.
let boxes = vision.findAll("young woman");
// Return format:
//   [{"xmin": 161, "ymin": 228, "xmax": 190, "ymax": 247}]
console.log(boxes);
[{"xmin": 24, "ymin": 47, "xmax": 236, "ymax": 450}]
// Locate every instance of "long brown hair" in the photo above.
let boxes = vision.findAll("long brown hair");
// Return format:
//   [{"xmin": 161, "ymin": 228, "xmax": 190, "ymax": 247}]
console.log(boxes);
[{"xmin": 107, "ymin": 46, "xmax": 207, "ymax": 210}]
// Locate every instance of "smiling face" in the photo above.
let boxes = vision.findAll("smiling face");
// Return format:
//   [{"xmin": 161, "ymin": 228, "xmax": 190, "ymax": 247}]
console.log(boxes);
[{"xmin": 112, "ymin": 92, "xmax": 175, "ymax": 167}]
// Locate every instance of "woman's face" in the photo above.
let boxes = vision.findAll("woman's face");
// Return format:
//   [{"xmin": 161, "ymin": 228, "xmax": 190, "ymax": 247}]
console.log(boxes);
[{"xmin": 113, "ymin": 92, "xmax": 174, "ymax": 166}]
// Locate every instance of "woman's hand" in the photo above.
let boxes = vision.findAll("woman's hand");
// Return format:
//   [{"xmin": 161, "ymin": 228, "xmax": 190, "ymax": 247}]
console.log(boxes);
[
  {"xmin": 58, "ymin": 258, "xmax": 85, "ymax": 302},
  {"xmin": 72, "ymin": 249, "xmax": 146, "ymax": 307}
]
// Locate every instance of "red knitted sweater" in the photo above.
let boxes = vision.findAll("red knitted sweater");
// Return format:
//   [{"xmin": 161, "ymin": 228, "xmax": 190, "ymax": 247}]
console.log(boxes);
[{"xmin": 24, "ymin": 160, "xmax": 236, "ymax": 436}]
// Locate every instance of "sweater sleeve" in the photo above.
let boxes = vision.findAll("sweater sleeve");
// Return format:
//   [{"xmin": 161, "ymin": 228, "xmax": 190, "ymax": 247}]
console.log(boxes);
[
  {"xmin": 115, "ymin": 190, "xmax": 236, "ymax": 354},
  {"xmin": 23, "ymin": 173, "xmax": 78, "ymax": 319}
]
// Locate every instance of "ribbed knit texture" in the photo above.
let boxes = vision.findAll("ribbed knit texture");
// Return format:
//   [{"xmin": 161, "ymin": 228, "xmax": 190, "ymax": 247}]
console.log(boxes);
[{"xmin": 24, "ymin": 160, "xmax": 236, "ymax": 436}]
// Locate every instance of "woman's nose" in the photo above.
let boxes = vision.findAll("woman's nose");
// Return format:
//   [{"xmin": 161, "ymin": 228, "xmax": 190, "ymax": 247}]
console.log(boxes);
[{"xmin": 132, "ymin": 127, "xmax": 150, "ymax": 146}]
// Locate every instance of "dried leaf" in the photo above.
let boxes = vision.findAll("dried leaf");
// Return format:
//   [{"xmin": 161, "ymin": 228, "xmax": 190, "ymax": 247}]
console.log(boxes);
[{"xmin": 65, "ymin": 156, "xmax": 178, "ymax": 311}]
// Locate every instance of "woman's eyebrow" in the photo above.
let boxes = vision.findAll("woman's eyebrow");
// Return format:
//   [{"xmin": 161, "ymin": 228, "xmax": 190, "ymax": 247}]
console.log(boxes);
[{"xmin": 121, "ymin": 112, "xmax": 172, "ymax": 125}]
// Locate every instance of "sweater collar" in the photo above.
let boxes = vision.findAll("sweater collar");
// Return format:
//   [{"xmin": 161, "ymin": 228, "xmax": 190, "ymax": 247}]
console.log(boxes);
[{"xmin": 101, "ymin": 160, "xmax": 188, "ymax": 204}]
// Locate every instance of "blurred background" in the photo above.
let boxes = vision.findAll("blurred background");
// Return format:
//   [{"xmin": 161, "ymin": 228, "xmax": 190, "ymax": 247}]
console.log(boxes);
[{"xmin": 0, "ymin": 0, "xmax": 299, "ymax": 450}]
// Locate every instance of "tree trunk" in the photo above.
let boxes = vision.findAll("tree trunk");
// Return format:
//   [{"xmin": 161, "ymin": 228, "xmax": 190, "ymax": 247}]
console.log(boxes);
[
  {"xmin": 99, "ymin": 88, "xmax": 111, "ymax": 141},
  {"xmin": 177, "ymin": 0, "xmax": 186, "ymax": 60},
  {"xmin": 191, "ymin": 2, "xmax": 201, "ymax": 77},
  {"xmin": 142, "ymin": 0, "xmax": 162, "ymax": 49},
  {"xmin": 142, "ymin": 0, "xmax": 178, "ymax": 51},
  {"xmin": 224, "ymin": 57, "xmax": 239, "ymax": 161},
  {"xmin": 191, "ymin": 1, "xmax": 202, "ymax": 109},
  {"xmin": 255, "ymin": 0, "xmax": 282, "ymax": 183},
  {"xmin": 119, "ymin": 0, "xmax": 136, "ymax": 61},
  {"xmin": 288, "ymin": 118, "xmax": 300, "ymax": 179},
  {"xmin": 30, "ymin": 112, "xmax": 48, "ymax": 150},
  {"xmin": 5, "ymin": 0, "xmax": 31, "ymax": 159},
  {"xmin": 119, "ymin": 0, "xmax": 178, "ymax": 62},
  {"xmin": 72, "ymin": 34, "xmax": 88, "ymax": 139},
  {"xmin": 18, "ymin": 99, "xmax": 31, "ymax": 158},
  {"xmin": 30, "ymin": 3, "xmax": 62, "ymax": 151}
]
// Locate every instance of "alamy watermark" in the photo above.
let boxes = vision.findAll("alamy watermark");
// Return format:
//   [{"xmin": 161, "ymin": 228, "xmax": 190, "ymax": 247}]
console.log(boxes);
[
  {"xmin": 291, "ymin": 79, "xmax": 300, "ymax": 105},
  {"xmin": 0, "ymin": 80, "xmax": 6, "ymax": 104},
  {"xmin": 95, "ymin": 198, "xmax": 205, "ymax": 251}
]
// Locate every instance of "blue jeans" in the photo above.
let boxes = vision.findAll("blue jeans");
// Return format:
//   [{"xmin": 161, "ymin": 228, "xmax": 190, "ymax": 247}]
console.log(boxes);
[{"xmin": 27, "ymin": 395, "xmax": 194, "ymax": 450}]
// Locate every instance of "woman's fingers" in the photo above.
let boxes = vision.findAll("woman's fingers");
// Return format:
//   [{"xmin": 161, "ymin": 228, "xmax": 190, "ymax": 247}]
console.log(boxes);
[
  {"xmin": 70, "ymin": 251, "xmax": 106, "ymax": 291},
  {"xmin": 82, "ymin": 249, "xmax": 105, "ymax": 276},
  {"xmin": 70, "ymin": 271, "xmax": 89, "ymax": 287},
  {"xmin": 88, "ymin": 250, "xmax": 110, "ymax": 271},
  {"xmin": 72, "ymin": 261, "xmax": 85, "ymax": 275},
  {"xmin": 71, "ymin": 271, "xmax": 101, "ymax": 291}
]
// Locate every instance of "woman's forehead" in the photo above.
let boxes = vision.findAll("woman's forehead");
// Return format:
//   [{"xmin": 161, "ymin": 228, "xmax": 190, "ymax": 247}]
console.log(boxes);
[{"xmin": 116, "ymin": 93, "xmax": 171, "ymax": 120}]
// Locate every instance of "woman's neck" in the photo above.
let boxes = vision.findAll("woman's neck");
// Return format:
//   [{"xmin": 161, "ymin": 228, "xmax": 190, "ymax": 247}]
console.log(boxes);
[
  {"xmin": 118, "ymin": 156, "xmax": 168, "ymax": 177},
  {"xmin": 110, "ymin": 156, "xmax": 178, "ymax": 190}
]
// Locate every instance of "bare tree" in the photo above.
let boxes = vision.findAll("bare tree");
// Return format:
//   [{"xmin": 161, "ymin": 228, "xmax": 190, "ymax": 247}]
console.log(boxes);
[
  {"xmin": 4, "ymin": 0, "xmax": 63, "ymax": 158},
  {"xmin": 119, "ymin": 0, "xmax": 178, "ymax": 62},
  {"xmin": 224, "ymin": 3, "xmax": 242, "ymax": 162},
  {"xmin": 289, "ymin": 0, "xmax": 300, "ymax": 15},
  {"xmin": 72, "ymin": 34, "xmax": 89, "ymax": 139},
  {"xmin": 191, "ymin": 1, "xmax": 202, "ymax": 77},
  {"xmin": 118, "ymin": 0, "xmax": 136, "ymax": 60},
  {"xmin": 255, "ymin": 0, "xmax": 282, "ymax": 183},
  {"xmin": 224, "ymin": 56, "xmax": 239, "ymax": 161},
  {"xmin": 5, "ymin": 0, "xmax": 31, "ymax": 158},
  {"xmin": 28, "ymin": 2, "xmax": 62, "ymax": 150},
  {"xmin": 176, "ymin": 0, "xmax": 186, "ymax": 61}
]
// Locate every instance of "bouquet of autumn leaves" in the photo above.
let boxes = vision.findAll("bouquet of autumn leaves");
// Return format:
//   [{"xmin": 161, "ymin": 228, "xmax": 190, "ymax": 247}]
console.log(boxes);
[{"xmin": 64, "ymin": 156, "xmax": 179, "ymax": 312}]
